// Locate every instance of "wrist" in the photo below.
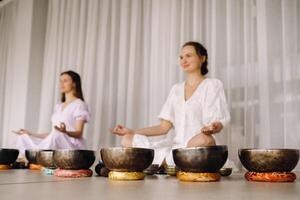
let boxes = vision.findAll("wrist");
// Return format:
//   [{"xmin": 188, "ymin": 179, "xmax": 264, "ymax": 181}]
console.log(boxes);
[
  {"xmin": 201, "ymin": 129, "xmax": 215, "ymax": 135},
  {"xmin": 129, "ymin": 129, "xmax": 135, "ymax": 135}
]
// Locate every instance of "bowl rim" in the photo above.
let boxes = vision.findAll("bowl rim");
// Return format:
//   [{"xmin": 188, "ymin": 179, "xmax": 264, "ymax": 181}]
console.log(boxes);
[
  {"xmin": 53, "ymin": 149, "xmax": 95, "ymax": 153},
  {"xmin": 173, "ymin": 145, "xmax": 228, "ymax": 151},
  {"xmin": 38, "ymin": 149, "xmax": 54, "ymax": 152},
  {"xmin": 238, "ymin": 148, "xmax": 299, "ymax": 152},
  {"xmin": 0, "ymin": 148, "xmax": 19, "ymax": 152},
  {"xmin": 25, "ymin": 149, "xmax": 41, "ymax": 152},
  {"xmin": 100, "ymin": 147, "xmax": 154, "ymax": 152}
]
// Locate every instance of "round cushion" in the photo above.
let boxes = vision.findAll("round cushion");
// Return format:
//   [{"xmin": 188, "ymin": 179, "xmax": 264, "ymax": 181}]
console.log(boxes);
[
  {"xmin": 108, "ymin": 171, "xmax": 145, "ymax": 181},
  {"xmin": 177, "ymin": 171, "xmax": 221, "ymax": 182},
  {"xmin": 54, "ymin": 169, "xmax": 93, "ymax": 178},
  {"xmin": 245, "ymin": 172, "xmax": 296, "ymax": 182},
  {"xmin": 0, "ymin": 165, "xmax": 10, "ymax": 170},
  {"xmin": 29, "ymin": 163, "xmax": 42, "ymax": 170}
]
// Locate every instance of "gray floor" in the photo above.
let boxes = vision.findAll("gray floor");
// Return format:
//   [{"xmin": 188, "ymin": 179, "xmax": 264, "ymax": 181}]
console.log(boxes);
[{"xmin": 0, "ymin": 170, "xmax": 299, "ymax": 200}]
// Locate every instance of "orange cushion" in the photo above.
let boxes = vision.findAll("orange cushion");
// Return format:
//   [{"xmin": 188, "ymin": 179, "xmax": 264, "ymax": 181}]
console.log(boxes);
[
  {"xmin": 245, "ymin": 172, "xmax": 296, "ymax": 182},
  {"xmin": 29, "ymin": 163, "xmax": 42, "ymax": 170},
  {"xmin": 0, "ymin": 165, "xmax": 10, "ymax": 170}
]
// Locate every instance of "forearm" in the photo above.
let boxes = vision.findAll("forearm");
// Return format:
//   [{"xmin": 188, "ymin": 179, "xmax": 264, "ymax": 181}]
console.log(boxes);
[
  {"xmin": 134, "ymin": 125, "xmax": 169, "ymax": 137},
  {"xmin": 65, "ymin": 131, "xmax": 83, "ymax": 138},
  {"xmin": 29, "ymin": 132, "xmax": 48, "ymax": 139}
]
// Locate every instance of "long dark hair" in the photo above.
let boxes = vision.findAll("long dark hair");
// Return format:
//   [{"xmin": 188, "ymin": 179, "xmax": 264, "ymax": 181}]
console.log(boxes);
[
  {"xmin": 182, "ymin": 41, "xmax": 208, "ymax": 75},
  {"xmin": 60, "ymin": 70, "xmax": 85, "ymax": 102}
]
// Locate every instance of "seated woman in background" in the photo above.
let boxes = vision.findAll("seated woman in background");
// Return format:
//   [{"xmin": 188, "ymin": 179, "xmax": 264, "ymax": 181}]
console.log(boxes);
[
  {"xmin": 13, "ymin": 70, "xmax": 90, "ymax": 156},
  {"xmin": 111, "ymin": 41, "xmax": 230, "ymax": 166}
]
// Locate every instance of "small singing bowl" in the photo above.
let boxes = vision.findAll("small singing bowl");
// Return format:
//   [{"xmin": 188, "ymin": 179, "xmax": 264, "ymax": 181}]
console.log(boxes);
[
  {"xmin": 0, "ymin": 148, "xmax": 19, "ymax": 165},
  {"xmin": 144, "ymin": 164, "xmax": 160, "ymax": 175},
  {"xmin": 100, "ymin": 147, "xmax": 154, "ymax": 172},
  {"xmin": 238, "ymin": 148, "xmax": 299, "ymax": 172},
  {"xmin": 37, "ymin": 150, "xmax": 56, "ymax": 169},
  {"xmin": 219, "ymin": 168, "xmax": 232, "ymax": 176},
  {"xmin": 53, "ymin": 149, "xmax": 96, "ymax": 170},
  {"xmin": 25, "ymin": 149, "xmax": 40, "ymax": 164},
  {"xmin": 173, "ymin": 145, "xmax": 228, "ymax": 173}
]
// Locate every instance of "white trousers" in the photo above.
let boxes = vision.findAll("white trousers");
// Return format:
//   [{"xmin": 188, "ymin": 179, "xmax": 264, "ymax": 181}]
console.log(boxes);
[{"xmin": 15, "ymin": 131, "xmax": 85, "ymax": 156}]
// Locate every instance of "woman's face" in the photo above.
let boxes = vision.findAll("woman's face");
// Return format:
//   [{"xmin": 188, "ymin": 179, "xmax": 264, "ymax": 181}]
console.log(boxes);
[
  {"xmin": 180, "ymin": 45, "xmax": 204, "ymax": 73},
  {"xmin": 60, "ymin": 74, "xmax": 75, "ymax": 94}
]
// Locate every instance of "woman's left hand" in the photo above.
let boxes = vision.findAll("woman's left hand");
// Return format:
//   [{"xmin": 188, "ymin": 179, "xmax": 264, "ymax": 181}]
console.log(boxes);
[
  {"xmin": 201, "ymin": 122, "xmax": 223, "ymax": 135},
  {"xmin": 54, "ymin": 122, "xmax": 67, "ymax": 134}
]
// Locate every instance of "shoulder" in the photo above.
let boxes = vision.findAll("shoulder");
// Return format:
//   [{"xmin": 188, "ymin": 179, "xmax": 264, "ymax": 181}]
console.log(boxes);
[
  {"xmin": 74, "ymin": 99, "xmax": 89, "ymax": 109},
  {"xmin": 203, "ymin": 78, "xmax": 224, "ymax": 90}
]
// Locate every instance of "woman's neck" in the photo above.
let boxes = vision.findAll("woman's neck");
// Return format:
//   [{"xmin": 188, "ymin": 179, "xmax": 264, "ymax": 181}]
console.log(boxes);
[
  {"xmin": 185, "ymin": 71, "xmax": 205, "ymax": 87},
  {"xmin": 64, "ymin": 92, "xmax": 77, "ymax": 103}
]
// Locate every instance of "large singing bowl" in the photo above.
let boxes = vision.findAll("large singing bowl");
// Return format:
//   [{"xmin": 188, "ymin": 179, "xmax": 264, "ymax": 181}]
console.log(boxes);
[
  {"xmin": 25, "ymin": 149, "xmax": 40, "ymax": 164},
  {"xmin": 238, "ymin": 148, "xmax": 299, "ymax": 172},
  {"xmin": 0, "ymin": 148, "xmax": 19, "ymax": 165},
  {"xmin": 173, "ymin": 146, "xmax": 228, "ymax": 173},
  {"xmin": 53, "ymin": 150, "xmax": 96, "ymax": 170},
  {"xmin": 37, "ymin": 150, "xmax": 56, "ymax": 169},
  {"xmin": 100, "ymin": 147, "xmax": 154, "ymax": 172}
]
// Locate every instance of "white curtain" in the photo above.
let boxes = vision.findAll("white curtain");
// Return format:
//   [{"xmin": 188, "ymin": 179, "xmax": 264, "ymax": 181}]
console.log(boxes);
[
  {"xmin": 1, "ymin": 0, "xmax": 299, "ymax": 169},
  {"xmin": 0, "ymin": 0, "xmax": 18, "ymax": 146}
]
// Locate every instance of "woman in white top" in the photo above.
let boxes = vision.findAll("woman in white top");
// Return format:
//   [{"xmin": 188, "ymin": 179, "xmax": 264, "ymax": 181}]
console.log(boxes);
[
  {"xmin": 14, "ymin": 71, "xmax": 91, "ymax": 155},
  {"xmin": 111, "ymin": 41, "xmax": 230, "ymax": 166}
]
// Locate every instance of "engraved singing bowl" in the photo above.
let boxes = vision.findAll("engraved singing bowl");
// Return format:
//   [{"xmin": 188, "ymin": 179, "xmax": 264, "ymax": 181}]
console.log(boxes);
[
  {"xmin": 37, "ymin": 150, "xmax": 56, "ymax": 169},
  {"xmin": 238, "ymin": 148, "xmax": 299, "ymax": 172},
  {"xmin": 0, "ymin": 148, "xmax": 19, "ymax": 165},
  {"xmin": 100, "ymin": 147, "xmax": 154, "ymax": 172},
  {"xmin": 173, "ymin": 145, "xmax": 228, "ymax": 173},
  {"xmin": 53, "ymin": 149, "xmax": 96, "ymax": 170},
  {"xmin": 25, "ymin": 149, "xmax": 40, "ymax": 164}
]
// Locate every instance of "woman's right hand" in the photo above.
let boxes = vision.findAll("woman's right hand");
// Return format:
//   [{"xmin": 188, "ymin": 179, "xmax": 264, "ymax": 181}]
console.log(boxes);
[
  {"xmin": 12, "ymin": 129, "xmax": 31, "ymax": 136},
  {"xmin": 110, "ymin": 125, "xmax": 134, "ymax": 136}
]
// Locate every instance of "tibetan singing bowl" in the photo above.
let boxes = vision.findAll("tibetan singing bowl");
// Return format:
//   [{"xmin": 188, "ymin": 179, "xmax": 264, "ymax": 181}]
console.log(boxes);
[
  {"xmin": 173, "ymin": 145, "xmax": 228, "ymax": 173},
  {"xmin": 25, "ymin": 149, "xmax": 40, "ymax": 164},
  {"xmin": 37, "ymin": 150, "xmax": 56, "ymax": 169},
  {"xmin": 238, "ymin": 148, "xmax": 299, "ymax": 172},
  {"xmin": 100, "ymin": 147, "xmax": 154, "ymax": 172},
  {"xmin": 53, "ymin": 150, "xmax": 96, "ymax": 170},
  {"xmin": 0, "ymin": 148, "xmax": 19, "ymax": 165}
]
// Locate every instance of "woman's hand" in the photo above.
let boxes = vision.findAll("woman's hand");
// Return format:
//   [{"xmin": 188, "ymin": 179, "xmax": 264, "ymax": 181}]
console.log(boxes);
[
  {"xmin": 54, "ymin": 121, "xmax": 85, "ymax": 138},
  {"xmin": 54, "ymin": 122, "xmax": 67, "ymax": 134},
  {"xmin": 110, "ymin": 125, "xmax": 134, "ymax": 136},
  {"xmin": 201, "ymin": 122, "xmax": 223, "ymax": 135},
  {"xmin": 12, "ymin": 129, "xmax": 31, "ymax": 136}
]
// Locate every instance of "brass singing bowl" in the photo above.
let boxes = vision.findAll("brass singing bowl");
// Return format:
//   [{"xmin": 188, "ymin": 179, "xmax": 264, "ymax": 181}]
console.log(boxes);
[
  {"xmin": 100, "ymin": 147, "xmax": 154, "ymax": 172},
  {"xmin": 53, "ymin": 150, "xmax": 95, "ymax": 170},
  {"xmin": 25, "ymin": 149, "xmax": 40, "ymax": 164},
  {"xmin": 0, "ymin": 148, "xmax": 19, "ymax": 165},
  {"xmin": 219, "ymin": 167, "xmax": 232, "ymax": 176},
  {"xmin": 37, "ymin": 150, "xmax": 56, "ymax": 169},
  {"xmin": 238, "ymin": 148, "xmax": 299, "ymax": 172},
  {"xmin": 173, "ymin": 146, "xmax": 228, "ymax": 173}
]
